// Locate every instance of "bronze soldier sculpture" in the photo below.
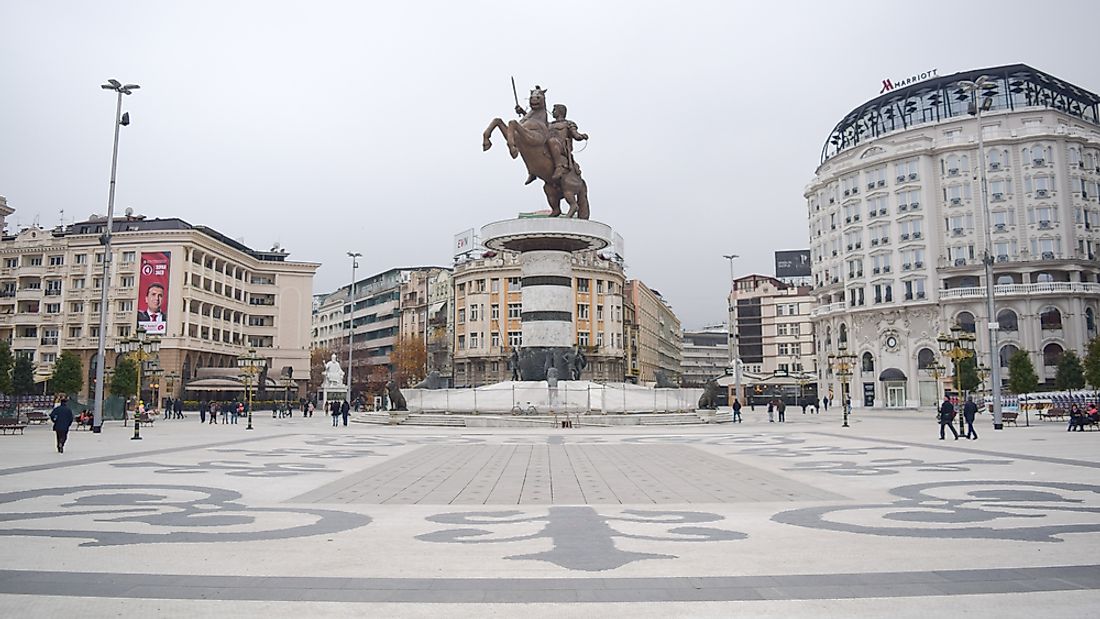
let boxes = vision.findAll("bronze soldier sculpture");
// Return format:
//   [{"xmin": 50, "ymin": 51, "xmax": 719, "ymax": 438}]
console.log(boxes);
[{"xmin": 483, "ymin": 83, "xmax": 591, "ymax": 219}]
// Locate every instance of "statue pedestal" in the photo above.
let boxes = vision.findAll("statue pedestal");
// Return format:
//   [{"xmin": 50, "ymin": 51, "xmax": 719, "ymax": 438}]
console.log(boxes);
[
  {"xmin": 481, "ymin": 218, "xmax": 613, "ymax": 381},
  {"xmin": 321, "ymin": 385, "xmax": 348, "ymax": 412}
]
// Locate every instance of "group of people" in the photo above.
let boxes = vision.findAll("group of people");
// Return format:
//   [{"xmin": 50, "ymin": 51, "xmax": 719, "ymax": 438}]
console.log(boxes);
[
  {"xmin": 938, "ymin": 395, "xmax": 980, "ymax": 440},
  {"xmin": 198, "ymin": 400, "xmax": 246, "ymax": 424},
  {"xmin": 162, "ymin": 398, "xmax": 185, "ymax": 419},
  {"xmin": 1067, "ymin": 403, "xmax": 1100, "ymax": 431},
  {"xmin": 329, "ymin": 399, "xmax": 350, "ymax": 427}
]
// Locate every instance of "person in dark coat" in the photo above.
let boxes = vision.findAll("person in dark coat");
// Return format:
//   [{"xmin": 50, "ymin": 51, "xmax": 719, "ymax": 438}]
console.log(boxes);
[
  {"xmin": 732, "ymin": 398, "xmax": 742, "ymax": 423},
  {"xmin": 341, "ymin": 399, "xmax": 350, "ymax": 426},
  {"xmin": 777, "ymin": 399, "xmax": 786, "ymax": 422},
  {"xmin": 939, "ymin": 396, "xmax": 960, "ymax": 440},
  {"xmin": 49, "ymin": 396, "xmax": 75, "ymax": 453},
  {"xmin": 199, "ymin": 400, "xmax": 207, "ymax": 424},
  {"xmin": 174, "ymin": 398, "xmax": 184, "ymax": 420},
  {"xmin": 963, "ymin": 396, "xmax": 979, "ymax": 440},
  {"xmin": 331, "ymin": 400, "xmax": 340, "ymax": 427}
]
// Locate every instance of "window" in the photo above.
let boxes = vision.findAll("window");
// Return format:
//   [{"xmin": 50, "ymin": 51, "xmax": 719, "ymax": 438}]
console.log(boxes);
[
  {"xmin": 457, "ymin": 335, "xmax": 465, "ymax": 350},
  {"xmin": 95, "ymin": 253, "xmax": 104, "ymax": 264},
  {"xmin": 116, "ymin": 325, "xmax": 131, "ymax": 337},
  {"xmin": 507, "ymin": 277, "xmax": 522, "ymax": 291},
  {"xmin": 491, "ymin": 332, "xmax": 501, "ymax": 348},
  {"xmin": 577, "ymin": 304, "xmax": 590, "ymax": 320},
  {"xmin": 577, "ymin": 278, "xmax": 590, "ymax": 292},
  {"xmin": 469, "ymin": 304, "xmax": 480, "ymax": 321},
  {"xmin": 596, "ymin": 280, "xmax": 604, "ymax": 294},
  {"xmin": 457, "ymin": 308, "xmax": 465, "ymax": 323},
  {"xmin": 469, "ymin": 332, "xmax": 480, "ymax": 348},
  {"xmin": 917, "ymin": 347, "xmax": 936, "ymax": 369},
  {"xmin": 895, "ymin": 158, "xmax": 919, "ymax": 181},
  {"xmin": 74, "ymin": 254, "xmax": 87, "ymax": 265},
  {"xmin": 777, "ymin": 323, "xmax": 789, "ymax": 336},
  {"xmin": 121, "ymin": 251, "xmax": 136, "ymax": 263},
  {"xmin": 1040, "ymin": 306, "xmax": 1063, "ymax": 330},
  {"xmin": 120, "ymin": 275, "xmax": 135, "ymax": 288},
  {"xmin": 475, "ymin": 279, "xmax": 486, "ymax": 293},
  {"xmin": 48, "ymin": 255, "xmax": 64, "ymax": 266},
  {"xmin": 1043, "ymin": 343, "xmax": 1064, "ymax": 367},
  {"xmin": 778, "ymin": 343, "xmax": 791, "ymax": 355},
  {"xmin": 862, "ymin": 352, "xmax": 874, "ymax": 373},
  {"xmin": 507, "ymin": 303, "xmax": 522, "ymax": 319},
  {"xmin": 596, "ymin": 305, "xmax": 604, "ymax": 320},
  {"xmin": 491, "ymin": 278, "xmax": 500, "ymax": 292},
  {"xmin": 491, "ymin": 304, "xmax": 500, "ymax": 320},
  {"xmin": 3, "ymin": 258, "xmax": 17, "ymax": 268},
  {"xmin": 508, "ymin": 331, "xmax": 522, "ymax": 347},
  {"xmin": 578, "ymin": 331, "xmax": 589, "ymax": 347},
  {"xmin": 93, "ymin": 277, "xmax": 102, "ymax": 289},
  {"xmin": 45, "ymin": 303, "xmax": 60, "ymax": 313}
]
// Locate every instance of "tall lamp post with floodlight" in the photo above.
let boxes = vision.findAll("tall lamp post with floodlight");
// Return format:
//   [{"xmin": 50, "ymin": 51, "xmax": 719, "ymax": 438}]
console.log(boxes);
[
  {"xmin": 237, "ymin": 348, "xmax": 265, "ymax": 430},
  {"xmin": 828, "ymin": 341, "xmax": 856, "ymax": 428},
  {"xmin": 92, "ymin": 78, "xmax": 139, "ymax": 434},
  {"xmin": 959, "ymin": 75, "xmax": 1004, "ymax": 430},
  {"xmin": 938, "ymin": 324, "xmax": 977, "ymax": 437},
  {"xmin": 723, "ymin": 254, "xmax": 741, "ymax": 406},
  {"xmin": 347, "ymin": 252, "xmax": 361, "ymax": 401},
  {"xmin": 114, "ymin": 331, "xmax": 159, "ymax": 440}
]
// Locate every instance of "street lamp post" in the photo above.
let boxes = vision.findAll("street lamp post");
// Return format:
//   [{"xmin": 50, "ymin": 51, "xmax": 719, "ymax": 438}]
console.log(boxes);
[
  {"xmin": 114, "ymin": 331, "xmax": 159, "ymax": 440},
  {"xmin": 960, "ymin": 75, "xmax": 1004, "ymax": 430},
  {"xmin": 938, "ymin": 324, "xmax": 977, "ymax": 437},
  {"xmin": 237, "ymin": 348, "xmax": 265, "ymax": 430},
  {"xmin": 92, "ymin": 78, "xmax": 139, "ymax": 434},
  {"xmin": 346, "ymin": 252, "xmax": 361, "ymax": 402},
  {"xmin": 828, "ymin": 341, "xmax": 856, "ymax": 428},
  {"xmin": 723, "ymin": 254, "xmax": 741, "ymax": 407}
]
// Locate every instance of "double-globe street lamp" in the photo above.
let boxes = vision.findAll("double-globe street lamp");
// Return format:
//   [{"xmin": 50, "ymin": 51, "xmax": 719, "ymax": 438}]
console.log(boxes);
[
  {"xmin": 115, "ymin": 331, "xmax": 160, "ymax": 440},
  {"xmin": 827, "ymin": 341, "xmax": 856, "ymax": 428},
  {"xmin": 347, "ymin": 252, "xmax": 361, "ymax": 402},
  {"xmin": 959, "ymin": 75, "xmax": 1005, "ymax": 430},
  {"xmin": 723, "ymin": 254, "xmax": 741, "ymax": 407},
  {"xmin": 237, "ymin": 348, "xmax": 266, "ymax": 431},
  {"xmin": 938, "ymin": 324, "xmax": 977, "ymax": 437},
  {"xmin": 92, "ymin": 79, "xmax": 140, "ymax": 434}
]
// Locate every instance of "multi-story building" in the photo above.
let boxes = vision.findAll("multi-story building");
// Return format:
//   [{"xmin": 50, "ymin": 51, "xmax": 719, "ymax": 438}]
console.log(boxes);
[
  {"xmin": 452, "ymin": 251, "xmax": 626, "ymax": 386},
  {"xmin": 807, "ymin": 64, "xmax": 1100, "ymax": 408},
  {"xmin": 681, "ymin": 325, "xmax": 728, "ymax": 387},
  {"xmin": 730, "ymin": 274, "xmax": 817, "ymax": 403},
  {"xmin": 398, "ymin": 268, "xmax": 453, "ymax": 383},
  {"xmin": 312, "ymin": 266, "xmax": 444, "ymax": 392},
  {"xmin": 0, "ymin": 206, "xmax": 318, "ymax": 400},
  {"xmin": 624, "ymin": 280, "xmax": 682, "ymax": 384}
]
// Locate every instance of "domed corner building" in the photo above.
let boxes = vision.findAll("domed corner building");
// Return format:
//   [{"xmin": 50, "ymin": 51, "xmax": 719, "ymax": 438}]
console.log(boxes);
[{"xmin": 806, "ymin": 64, "xmax": 1100, "ymax": 409}]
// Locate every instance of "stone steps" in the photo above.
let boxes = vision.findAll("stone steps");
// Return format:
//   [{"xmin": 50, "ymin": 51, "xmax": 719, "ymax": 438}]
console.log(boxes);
[{"xmin": 402, "ymin": 414, "xmax": 467, "ymax": 427}]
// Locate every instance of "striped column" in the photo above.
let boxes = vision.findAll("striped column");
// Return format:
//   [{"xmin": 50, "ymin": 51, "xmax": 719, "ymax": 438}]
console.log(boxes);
[{"xmin": 520, "ymin": 250, "xmax": 574, "ymax": 348}]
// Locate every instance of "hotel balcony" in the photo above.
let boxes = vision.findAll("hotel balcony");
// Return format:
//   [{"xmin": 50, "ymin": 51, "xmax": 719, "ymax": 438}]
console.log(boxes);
[{"xmin": 940, "ymin": 282, "xmax": 1100, "ymax": 301}]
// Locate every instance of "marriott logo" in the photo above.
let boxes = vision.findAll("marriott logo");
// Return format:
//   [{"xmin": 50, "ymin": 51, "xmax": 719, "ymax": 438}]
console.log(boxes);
[{"xmin": 880, "ymin": 69, "xmax": 939, "ymax": 94}]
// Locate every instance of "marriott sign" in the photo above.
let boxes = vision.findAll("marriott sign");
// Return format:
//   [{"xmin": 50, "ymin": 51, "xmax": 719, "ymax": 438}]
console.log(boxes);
[{"xmin": 880, "ymin": 68, "xmax": 938, "ymax": 94}]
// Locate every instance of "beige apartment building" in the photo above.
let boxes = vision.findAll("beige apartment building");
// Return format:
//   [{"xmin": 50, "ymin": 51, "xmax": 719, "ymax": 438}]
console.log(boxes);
[
  {"xmin": 452, "ymin": 251, "xmax": 626, "ymax": 386},
  {"xmin": 623, "ymin": 280, "xmax": 683, "ymax": 384},
  {"xmin": 0, "ymin": 205, "xmax": 318, "ymax": 400},
  {"xmin": 398, "ymin": 268, "xmax": 453, "ymax": 383}
]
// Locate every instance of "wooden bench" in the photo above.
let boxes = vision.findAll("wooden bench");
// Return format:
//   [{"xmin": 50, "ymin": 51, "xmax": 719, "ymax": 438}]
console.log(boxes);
[
  {"xmin": 1082, "ymin": 416, "xmax": 1100, "ymax": 431},
  {"xmin": 1038, "ymin": 408, "xmax": 1067, "ymax": 421},
  {"xmin": 25, "ymin": 411, "xmax": 49, "ymax": 424},
  {"xmin": 0, "ymin": 418, "xmax": 28, "ymax": 435},
  {"xmin": 1001, "ymin": 411, "xmax": 1019, "ymax": 426}
]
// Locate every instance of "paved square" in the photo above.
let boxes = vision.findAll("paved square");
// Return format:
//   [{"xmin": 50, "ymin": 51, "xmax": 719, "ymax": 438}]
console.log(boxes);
[{"xmin": 1, "ymin": 409, "xmax": 1099, "ymax": 617}]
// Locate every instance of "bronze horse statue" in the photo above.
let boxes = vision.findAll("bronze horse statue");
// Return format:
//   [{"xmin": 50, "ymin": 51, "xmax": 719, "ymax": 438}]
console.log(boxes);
[{"xmin": 483, "ymin": 86, "xmax": 590, "ymax": 219}]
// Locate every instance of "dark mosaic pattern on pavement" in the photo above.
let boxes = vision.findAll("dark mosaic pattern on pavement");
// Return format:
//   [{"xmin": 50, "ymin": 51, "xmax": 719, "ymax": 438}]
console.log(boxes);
[
  {"xmin": 773, "ymin": 480, "xmax": 1100, "ymax": 542},
  {"xmin": 0, "ymin": 484, "xmax": 371, "ymax": 546},
  {"xmin": 416, "ymin": 506, "xmax": 746, "ymax": 571}
]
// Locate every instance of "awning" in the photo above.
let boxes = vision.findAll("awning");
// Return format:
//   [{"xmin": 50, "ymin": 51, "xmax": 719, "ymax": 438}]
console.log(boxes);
[{"xmin": 879, "ymin": 368, "xmax": 907, "ymax": 381}]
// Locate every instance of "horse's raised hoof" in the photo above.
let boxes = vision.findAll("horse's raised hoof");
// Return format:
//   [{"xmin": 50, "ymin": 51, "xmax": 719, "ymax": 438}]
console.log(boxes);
[
  {"xmin": 482, "ymin": 139, "xmax": 492, "ymax": 151},
  {"xmin": 508, "ymin": 145, "xmax": 519, "ymax": 158}
]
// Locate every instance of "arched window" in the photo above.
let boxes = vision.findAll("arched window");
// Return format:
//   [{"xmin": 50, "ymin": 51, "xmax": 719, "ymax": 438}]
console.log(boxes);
[
  {"xmin": 988, "ymin": 148, "xmax": 1007, "ymax": 169},
  {"xmin": 1040, "ymin": 306, "xmax": 1063, "ymax": 330},
  {"xmin": 182, "ymin": 354, "xmax": 192, "ymax": 381},
  {"xmin": 862, "ymin": 352, "xmax": 874, "ymax": 373},
  {"xmin": 956, "ymin": 311, "xmax": 976, "ymax": 334},
  {"xmin": 996, "ymin": 275, "xmax": 1014, "ymax": 285},
  {"xmin": 839, "ymin": 324, "xmax": 848, "ymax": 346},
  {"xmin": 999, "ymin": 344, "xmax": 1019, "ymax": 368},
  {"xmin": 997, "ymin": 309, "xmax": 1019, "ymax": 331},
  {"xmin": 825, "ymin": 326, "xmax": 832, "ymax": 347},
  {"xmin": 1035, "ymin": 272, "xmax": 1054, "ymax": 283},
  {"xmin": 917, "ymin": 347, "xmax": 937, "ymax": 370},
  {"xmin": 1043, "ymin": 342, "xmax": 1064, "ymax": 367},
  {"xmin": 1087, "ymin": 308, "xmax": 1096, "ymax": 335}
]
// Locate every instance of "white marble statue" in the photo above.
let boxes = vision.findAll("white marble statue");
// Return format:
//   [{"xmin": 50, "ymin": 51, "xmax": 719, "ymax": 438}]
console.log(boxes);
[{"xmin": 323, "ymin": 354, "xmax": 346, "ymax": 388}]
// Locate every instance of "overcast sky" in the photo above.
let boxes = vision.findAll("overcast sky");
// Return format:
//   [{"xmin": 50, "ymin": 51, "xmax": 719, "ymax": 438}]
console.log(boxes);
[{"xmin": 2, "ymin": 1, "xmax": 1098, "ymax": 329}]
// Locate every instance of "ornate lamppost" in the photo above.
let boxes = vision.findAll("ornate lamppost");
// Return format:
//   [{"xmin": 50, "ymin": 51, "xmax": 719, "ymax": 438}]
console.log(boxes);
[
  {"xmin": 114, "ymin": 331, "xmax": 160, "ymax": 440},
  {"xmin": 938, "ymin": 324, "xmax": 977, "ymax": 437},
  {"xmin": 828, "ymin": 340, "xmax": 856, "ymax": 428},
  {"xmin": 237, "ymin": 348, "xmax": 265, "ymax": 430}
]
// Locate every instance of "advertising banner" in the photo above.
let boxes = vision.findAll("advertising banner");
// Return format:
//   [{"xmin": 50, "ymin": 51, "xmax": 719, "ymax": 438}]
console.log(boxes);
[
  {"xmin": 775, "ymin": 249, "xmax": 811, "ymax": 278},
  {"xmin": 453, "ymin": 229, "xmax": 475, "ymax": 258},
  {"xmin": 137, "ymin": 251, "xmax": 170, "ymax": 335}
]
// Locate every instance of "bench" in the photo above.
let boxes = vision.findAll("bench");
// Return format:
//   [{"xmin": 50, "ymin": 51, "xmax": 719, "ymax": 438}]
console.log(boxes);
[
  {"xmin": 25, "ymin": 411, "xmax": 48, "ymax": 424},
  {"xmin": 1038, "ymin": 408, "xmax": 1067, "ymax": 421},
  {"xmin": 0, "ymin": 418, "xmax": 27, "ymax": 435},
  {"xmin": 137, "ymin": 413, "xmax": 156, "ymax": 426},
  {"xmin": 1001, "ymin": 411, "xmax": 1019, "ymax": 426}
]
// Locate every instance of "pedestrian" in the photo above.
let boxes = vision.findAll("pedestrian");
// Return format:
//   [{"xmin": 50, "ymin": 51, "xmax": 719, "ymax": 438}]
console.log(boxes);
[
  {"xmin": 331, "ymin": 400, "xmax": 340, "ymax": 427},
  {"xmin": 49, "ymin": 396, "xmax": 74, "ymax": 454},
  {"xmin": 767, "ymin": 400, "xmax": 774, "ymax": 422},
  {"xmin": 199, "ymin": 400, "xmax": 207, "ymax": 424},
  {"xmin": 938, "ymin": 395, "xmax": 960, "ymax": 440},
  {"xmin": 341, "ymin": 399, "xmax": 350, "ymax": 427},
  {"xmin": 801, "ymin": 400, "xmax": 807, "ymax": 414},
  {"xmin": 1068, "ymin": 403, "xmax": 1085, "ymax": 432},
  {"xmin": 174, "ymin": 397, "xmax": 183, "ymax": 420},
  {"xmin": 731, "ymin": 398, "xmax": 742, "ymax": 423},
  {"xmin": 777, "ymin": 399, "xmax": 786, "ymax": 423},
  {"xmin": 234, "ymin": 402, "xmax": 243, "ymax": 424},
  {"xmin": 307, "ymin": 401, "xmax": 315, "ymax": 418},
  {"xmin": 209, "ymin": 401, "xmax": 217, "ymax": 424},
  {"xmin": 963, "ymin": 396, "xmax": 979, "ymax": 440}
]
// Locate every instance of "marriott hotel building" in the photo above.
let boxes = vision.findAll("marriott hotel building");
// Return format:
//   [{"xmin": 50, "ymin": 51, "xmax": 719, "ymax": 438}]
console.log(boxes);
[{"xmin": 806, "ymin": 65, "xmax": 1100, "ymax": 408}]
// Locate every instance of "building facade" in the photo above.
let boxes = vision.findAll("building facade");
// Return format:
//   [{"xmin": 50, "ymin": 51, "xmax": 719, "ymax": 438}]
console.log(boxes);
[
  {"xmin": 807, "ymin": 64, "xmax": 1100, "ymax": 407},
  {"xmin": 624, "ymin": 280, "xmax": 683, "ymax": 384},
  {"xmin": 681, "ymin": 326, "xmax": 728, "ymax": 387},
  {"xmin": 730, "ymin": 275, "xmax": 817, "ymax": 403},
  {"xmin": 398, "ymin": 268, "xmax": 453, "ymax": 383},
  {"xmin": 451, "ymin": 251, "xmax": 626, "ymax": 386},
  {"xmin": 0, "ymin": 207, "xmax": 318, "ymax": 400}
]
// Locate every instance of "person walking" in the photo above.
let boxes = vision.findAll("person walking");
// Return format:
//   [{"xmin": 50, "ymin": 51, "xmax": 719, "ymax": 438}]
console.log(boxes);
[
  {"xmin": 209, "ymin": 401, "xmax": 217, "ymax": 424},
  {"xmin": 963, "ymin": 396, "xmax": 979, "ymax": 440},
  {"xmin": 49, "ymin": 396, "xmax": 75, "ymax": 454},
  {"xmin": 174, "ymin": 397, "xmax": 184, "ymax": 420},
  {"xmin": 732, "ymin": 398, "xmax": 742, "ymax": 423},
  {"xmin": 777, "ymin": 399, "xmax": 786, "ymax": 423},
  {"xmin": 331, "ymin": 400, "xmax": 340, "ymax": 427},
  {"xmin": 199, "ymin": 400, "xmax": 207, "ymax": 424},
  {"xmin": 939, "ymin": 395, "xmax": 960, "ymax": 440},
  {"xmin": 341, "ymin": 399, "xmax": 350, "ymax": 427},
  {"xmin": 766, "ymin": 400, "xmax": 774, "ymax": 423}
]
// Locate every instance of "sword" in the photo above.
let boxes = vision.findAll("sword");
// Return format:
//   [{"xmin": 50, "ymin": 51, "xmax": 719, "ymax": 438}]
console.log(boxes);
[{"xmin": 511, "ymin": 76, "xmax": 521, "ymax": 116}]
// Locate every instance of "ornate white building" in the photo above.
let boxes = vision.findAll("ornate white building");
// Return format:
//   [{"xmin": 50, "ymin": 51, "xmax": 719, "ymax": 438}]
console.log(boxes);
[{"xmin": 807, "ymin": 64, "xmax": 1100, "ymax": 408}]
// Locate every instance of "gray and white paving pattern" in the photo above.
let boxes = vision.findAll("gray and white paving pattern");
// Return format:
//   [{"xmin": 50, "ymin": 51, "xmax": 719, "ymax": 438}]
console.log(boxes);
[{"xmin": 1, "ymin": 409, "xmax": 1098, "ymax": 617}]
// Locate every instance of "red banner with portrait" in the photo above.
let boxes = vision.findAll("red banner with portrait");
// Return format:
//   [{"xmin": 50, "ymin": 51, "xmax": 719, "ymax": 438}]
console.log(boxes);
[{"xmin": 137, "ymin": 251, "xmax": 170, "ymax": 335}]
